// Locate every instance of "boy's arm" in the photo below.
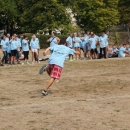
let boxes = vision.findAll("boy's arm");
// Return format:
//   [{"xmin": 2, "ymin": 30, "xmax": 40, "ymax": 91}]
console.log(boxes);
[
  {"xmin": 56, "ymin": 37, "xmax": 60, "ymax": 44},
  {"xmin": 43, "ymin": 47, "xmax": 50, "ymax": 56}
]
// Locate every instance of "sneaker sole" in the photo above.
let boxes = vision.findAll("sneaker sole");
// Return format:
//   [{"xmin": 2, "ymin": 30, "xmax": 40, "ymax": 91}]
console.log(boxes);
[{"xmin": 39, "ymin": 64, "xmax": 46, "ymax": 74}]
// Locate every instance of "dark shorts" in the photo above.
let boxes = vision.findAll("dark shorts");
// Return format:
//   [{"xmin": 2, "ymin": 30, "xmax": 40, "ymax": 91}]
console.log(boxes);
[
  {"xmin": 23, "ymin": 51, "xmax": 29, "ymax": 60},
  {"xmin": 8, "ymin": 53, "xmax": 11, "ymax": 57},
  {"xmin": 91, "ymin": 48, "xmax": 97, "ymax": 55},
  {"xmin": 11, "ymin": 50, "xmax": 17, "ymax": 56},
  {"xmin": 49, "ymin": 64, "xmax": 62, "ymax": 80}
]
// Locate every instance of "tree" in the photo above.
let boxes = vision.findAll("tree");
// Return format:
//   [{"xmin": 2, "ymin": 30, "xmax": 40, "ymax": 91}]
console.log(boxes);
[
  {"xmin": 0, "ymin": 0, "xmax": 17, "ymax": 34},
  {"xmin": 71, "ymin": 0, "xmax": 119, "ymax": 32},
  {"xmin": 16, "ymin": 0, "xmax": 72, "ymax": 33},
  {"xmin": 118, "ymin": 0, "xmax": 130, "ymax": 24}
]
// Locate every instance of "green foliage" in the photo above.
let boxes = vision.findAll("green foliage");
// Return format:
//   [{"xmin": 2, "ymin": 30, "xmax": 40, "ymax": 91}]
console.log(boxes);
[
  {"xmin": 71, "ymin": 0, "xmax": 119, "ymax": 32},
  {"xmin": 118, "ymin": 0, "xmax": 130, "ymax": 24},
  {"xmin": 0, "ymin": 0, "xmax": 17, "ymax": 31},
  {"xmin": 16, "ymin": 0, "xmax": 72, "ymax": 33}
]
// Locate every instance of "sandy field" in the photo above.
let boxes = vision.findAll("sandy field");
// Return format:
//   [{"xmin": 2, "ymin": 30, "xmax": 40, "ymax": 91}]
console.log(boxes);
[{"xmin": 0, "ymin": 52, "xmax": 130, "ymax": 130}]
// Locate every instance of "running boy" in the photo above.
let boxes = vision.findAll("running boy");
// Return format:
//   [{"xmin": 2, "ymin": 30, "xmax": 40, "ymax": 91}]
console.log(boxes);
[{"xmin": 39, "ymin": 45, "xmax": 79, "ymax": 96}]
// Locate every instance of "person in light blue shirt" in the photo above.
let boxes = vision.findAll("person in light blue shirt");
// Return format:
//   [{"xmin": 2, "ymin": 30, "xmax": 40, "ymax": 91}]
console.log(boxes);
[
  {"xmin": 99, "ymin": 32, "xmax": 107, "ymax": 59},
  {"xmin": 118, "ymin": 44, "xmax": 129, "ymax": 58},
  {"xmin": 31, "ymin": 34, "xmax": 40, "ymax": 62},
  {"xmin": 66, "ymin": 33, "xmax": 74, "ymax": 61},
  {"xmin": 73, "ymin": 33, "xmax": 81, "ymax": 60},
  {"xmin": 104, "ymin": 31, "xmax": 109, "ymax": 58},
  {"xmin": 47, "ymin": 32, "xmax": 60, "ymax": 47},
  {"xmin": 6, "ymin": 34, "xmax": 11, "ymax": 63},
  {"xmin": 22, "ymin": 35, "xmax": 30, "ymax": 65},
  {"xmin": 15, "ymin": 35, "xmax": 21, "ymax": 64},
  {"xmin": 30, "ymin": 35, "xmax": 40, "ymax": 63},
  {"xmin": 39, "ymin": 45, "xmax": 79, "ymax": 96},
  {"xmin": 88, "ymin": 34, "xmax": 98, "ymax": 59},
  {"xmin": 1, "ymin": 35, "xmax": 8, "ymax": 64},
  {"xmin": 10, "ymin": 36, "xmax": 18, "ymax": 65},
  {"xmin": 81, "ymin": 33, "xmax": 89, "ymax": 59}
]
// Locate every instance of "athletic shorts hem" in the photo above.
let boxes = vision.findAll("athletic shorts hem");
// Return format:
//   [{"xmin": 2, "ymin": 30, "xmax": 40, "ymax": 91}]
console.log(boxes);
[{"xmin": 49, "ymin": 64, "xmax": 62, "ymax": 80}]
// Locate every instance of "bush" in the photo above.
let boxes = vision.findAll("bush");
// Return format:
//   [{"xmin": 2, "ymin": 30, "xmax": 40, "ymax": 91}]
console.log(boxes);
[{"xmin": 22, "ymin": 33, "xmax": 68, "ymax": 48}]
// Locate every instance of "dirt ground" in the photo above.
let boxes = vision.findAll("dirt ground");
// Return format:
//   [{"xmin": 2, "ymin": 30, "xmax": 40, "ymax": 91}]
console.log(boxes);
[{"xmin": 0, "ymin": 51, "xmax": 130, "ymax": 130}]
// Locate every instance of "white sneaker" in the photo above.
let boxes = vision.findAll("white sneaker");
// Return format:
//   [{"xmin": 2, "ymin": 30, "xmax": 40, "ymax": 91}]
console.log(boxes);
[
  {"xmin": 27, "ymin": 62, "xmax": 30, "ymax": 65},
  {"xmin": 42, "ymin": 90, "xmax": 48, "ymax": 96}
]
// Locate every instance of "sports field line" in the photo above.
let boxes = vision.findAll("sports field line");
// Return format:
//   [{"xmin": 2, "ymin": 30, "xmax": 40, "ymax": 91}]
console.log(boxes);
[{"xmin": 0, "ymin": 95, "xmax": 130, "ymax": 110}]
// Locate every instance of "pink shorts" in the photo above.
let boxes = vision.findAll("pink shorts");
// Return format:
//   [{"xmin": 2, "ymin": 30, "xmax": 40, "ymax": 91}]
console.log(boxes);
[{"xmin": 49, "ymin": 64, "xmax": 62, "ymax": 80}]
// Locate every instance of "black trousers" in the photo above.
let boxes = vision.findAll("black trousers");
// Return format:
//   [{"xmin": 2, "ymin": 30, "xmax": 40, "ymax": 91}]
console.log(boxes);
[
  {"xmin": 100, "ymin": 47, "xmax": 106, "ymax": 58},
  {"xmin": 2, "ymin": 51, "xmax": 7, "ymax": 63}
]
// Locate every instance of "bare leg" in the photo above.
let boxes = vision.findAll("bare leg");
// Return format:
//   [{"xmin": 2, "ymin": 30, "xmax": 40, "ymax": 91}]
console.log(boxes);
[
  {"xmin": 32, "ymin": 52, "xmax": 34, "ymax": 62},
  {"xmin": 44, "ymin": 78, "xmax": 55, "ymax": 91}
]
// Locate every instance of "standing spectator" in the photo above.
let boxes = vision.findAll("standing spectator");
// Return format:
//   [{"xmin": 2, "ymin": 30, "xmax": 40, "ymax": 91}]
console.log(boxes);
[
  {"xmin": 47, "ymin": 32, "xmax": 60, "ymax": 47},
  {"xmin": 99, "ymin": 32, "xmax": 107, "ymax": 59},
  {"xmin": 32, "ymin": 34, "xmax": 40, "ymax": 62},
  {"xmin": 81, "ymin": 33, "xmax": 89, "ymax": 59},
  {"xmin": 0, "ymin": 48, "xmax": 4, "ymax": 66},
  {"xmin": 87, "ymin": 31, "xmax": 91, "ymax": 59},
  {"xmin": 88, "ymin": 33, "xmax": 97, "ymax": 59},
  {"xmin": 6, "ymin": 33, "xmax": 10, "ymax": 42},
  {"xmin": 1, "ymin": 35, "xmax": 8, "ymax": 64},
  {"xmin": 22, "ymin": 35, "xmax": 30, "ymax": 65},
  {"xmin": 104, "ymin": 30, "xmax": 109, "ymax": 58},
  {"xmin": 16, "ymin": 35, "xmax": 21, "ymax": 64},
  {"xmin": 10, "ymin": 35, "xmax": 19, "ymax": 65},
  {"xmin": 77, "ymin": 33, "xmax": 83, "ymax": 59},
  {"xmin": 66, "ymin": 33, "xmax": 74, "ymax": 61},
  {"xmin": 73, "ymin": 33, "xmax": 81, "ymax": 60},
  {"xmin": 6, "ymin": 33, "xmax": 11, "ymax": 63},
  {"xmin": 30, "ymin": 35, "xmax": 40, "ymax": 64}
]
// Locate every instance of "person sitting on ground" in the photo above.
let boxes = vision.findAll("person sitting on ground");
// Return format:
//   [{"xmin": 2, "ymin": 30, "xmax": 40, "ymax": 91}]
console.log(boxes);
[
  {"xmin": 111, "ymin": 45, "xmax": 119, "ymax": 57},
  {"xmin": 125, "ymin": 45, "xmax": 130, "ymax": 57},
  {"xmin": 19, "ymin": 50, "xmax": 24, "ymax": 60},
  {"xmin": 108, "ymin": 47, "xmax": 113, "ymax": 58},
  {"xmin": 118, "ymin": 44, "xmax": 130, "ymax": 58}
]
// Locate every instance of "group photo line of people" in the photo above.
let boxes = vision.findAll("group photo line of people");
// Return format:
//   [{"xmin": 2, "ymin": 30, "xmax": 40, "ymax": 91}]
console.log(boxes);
[{"xmin": 0, "ymin": 31, "xmax": 130, "ymax": 66}]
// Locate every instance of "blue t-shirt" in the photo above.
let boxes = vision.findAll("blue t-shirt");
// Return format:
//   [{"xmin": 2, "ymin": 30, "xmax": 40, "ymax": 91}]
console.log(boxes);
[
  {"xmin": 73, "ymin": 37, "xmax": 81, "ymax": 48},
  {"xmin": 104, "ymin": 34, "xmax": 109, "ymax": 46},
  {"xmin": 49, "ymin": 45, "xmax": 75, "ymax": 68},
  {"xmin": 118, "ymin": 47, "xmax": 126, "ymax": 57},
  {"xmin": 99, "ymin": 36, "xmax": 107, "ymax": 48},
  {"xmin": 50, "ymin": 37, "xmax": 58, "ymax": 47},
  {"xmin": 11, "ymin": 40, "xmax": 18, "ymax": 50},
  {"xmin": 94, "ymin": 35, "xmax": 99, "ymax": 42},
  {"xmin": 1, "ymin": 39, "xmax": 8, "ymax": 51},
  {"xmin": 22, "ymin": 39, "xmax": 29, "ymax": 51},
  {"xmin": 82, "ymin": 35, "xmax": 89, "ymax": 47},
  {"xmin": 7, "ymin": 42, "xmax": 11, "ymax": 53},
  {"xmin": 112, "ymin": 48, "xmax": 119, "ymax": 53},
  {"xmin": 66, "ymin": 36, "xmax": 73, "ymax": 48},
  {"xmin": 89, "ymin": 38, "xmax": 96, "ymax": 49},
  {"xmin": 17, "ymin": 38, "xmax": 21, "ymax": 51},
  {"xmin": 30, "ymin": 39, "xmax": 38, "ymax": 49}
]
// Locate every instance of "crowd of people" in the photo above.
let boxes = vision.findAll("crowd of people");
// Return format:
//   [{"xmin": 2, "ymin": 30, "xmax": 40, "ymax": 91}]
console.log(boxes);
[
  {"xmin": 0, "ymin": 34, "xmax": 40, "ymax": 66},
  {"xmin": 64, "ymin": 31, "xmax": 130, "ymax": 61},
  {"xmin": 0, "ymin": 31, "xmax": 130, "ymax": 67}
]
